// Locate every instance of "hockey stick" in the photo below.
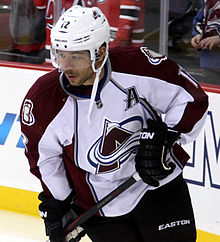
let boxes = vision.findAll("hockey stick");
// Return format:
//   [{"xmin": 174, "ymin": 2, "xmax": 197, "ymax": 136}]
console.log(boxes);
[{"xmin": 63, "ymin": 172, "xmax": 141, "ymax": 241}]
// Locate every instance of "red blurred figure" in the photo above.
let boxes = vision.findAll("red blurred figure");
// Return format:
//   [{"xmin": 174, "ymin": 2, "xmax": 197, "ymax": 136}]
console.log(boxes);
[
  {"xmin": 9, "ymin": 0, "xmax": 46, "ymax": 64},
  {"xmin": 87, "ymin": 0, "xmax": 146, "ymax": 48},
  {"xmin": 34, "ymin": 0, "xmax": 88, "ymax": 61}
]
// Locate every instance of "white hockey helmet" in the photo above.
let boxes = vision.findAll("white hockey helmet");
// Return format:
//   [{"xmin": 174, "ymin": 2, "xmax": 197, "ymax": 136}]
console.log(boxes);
[{"xmin": 50, "ymin": 5, "xmax": 110, "ymax": 70}]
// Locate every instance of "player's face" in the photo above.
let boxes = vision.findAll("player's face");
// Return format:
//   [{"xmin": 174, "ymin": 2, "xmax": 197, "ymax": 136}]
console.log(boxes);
[{"xmin": 57, "ymin": 50, "xmax": 96, "ymax": 86}]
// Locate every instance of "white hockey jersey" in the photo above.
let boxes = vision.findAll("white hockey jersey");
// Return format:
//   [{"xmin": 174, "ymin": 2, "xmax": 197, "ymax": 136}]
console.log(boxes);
[{"xmin": 20, "ymin": 46, "xmax": 208, "ymax": 217}]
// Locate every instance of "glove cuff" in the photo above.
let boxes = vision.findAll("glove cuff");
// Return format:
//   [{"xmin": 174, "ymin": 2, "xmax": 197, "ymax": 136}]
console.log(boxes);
[
  {"xmin": 166, "ymin": 129, "xmax": 180, "ymax": 149},
  {"xmin": 38, "ymin": 191, "xmax": 74, "ymax": 220}
]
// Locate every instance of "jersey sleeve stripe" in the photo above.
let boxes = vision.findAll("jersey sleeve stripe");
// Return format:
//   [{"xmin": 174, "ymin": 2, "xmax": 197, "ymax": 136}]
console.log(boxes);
[{"xmin": 120, "ymin": 5, "xmax": 141, "ymax": 11}]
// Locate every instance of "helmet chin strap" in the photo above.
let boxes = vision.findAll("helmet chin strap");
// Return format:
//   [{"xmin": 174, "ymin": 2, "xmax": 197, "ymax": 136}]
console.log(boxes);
[{"xmin": 87, "ymin": 53, "xmax": 108, "ymax": 123}]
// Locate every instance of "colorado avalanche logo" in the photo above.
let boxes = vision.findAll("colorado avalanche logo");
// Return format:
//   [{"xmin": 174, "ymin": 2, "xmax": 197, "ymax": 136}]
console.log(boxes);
[
  {"xmin": 88, "ymin": 117, "xmax": 143, "ymax": 174},
  {"xmin": 140, "ymin": 47, "xmax": 167, "ymax": 65}
]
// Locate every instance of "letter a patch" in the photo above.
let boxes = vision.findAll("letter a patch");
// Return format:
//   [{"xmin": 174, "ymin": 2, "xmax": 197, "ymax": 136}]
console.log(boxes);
[{"xmin": 125, "ymin": 86, "xmax": 140, "ymax": 110}]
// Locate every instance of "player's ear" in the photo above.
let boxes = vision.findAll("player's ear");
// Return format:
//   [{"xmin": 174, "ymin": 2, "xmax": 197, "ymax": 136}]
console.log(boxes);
[{"xmin": 95, "ymin": 45, "xmax": 106, "ymax": 68}]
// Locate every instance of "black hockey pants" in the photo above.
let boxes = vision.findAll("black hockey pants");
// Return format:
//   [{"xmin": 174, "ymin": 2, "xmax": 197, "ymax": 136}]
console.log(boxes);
[{"xmin": 83, "ymin": 174, "xmax": 196, "ymax": 242}]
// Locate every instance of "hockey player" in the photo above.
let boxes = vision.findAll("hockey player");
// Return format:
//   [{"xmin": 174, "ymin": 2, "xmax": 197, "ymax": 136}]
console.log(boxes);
[{"xmin": 20, "ymin": 5, "xmax": 208, "ymax": 242}]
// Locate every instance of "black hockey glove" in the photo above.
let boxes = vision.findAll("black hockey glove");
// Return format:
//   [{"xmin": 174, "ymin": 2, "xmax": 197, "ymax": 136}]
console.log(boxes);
[
  {"xmin": 39, "ymin": 191, "xmax": 75, "ymax": 242},
  {"xmin": 62, "ymin": 209, "xmax": 86, "ymax": 242},
  {"xmin": 135, "ymin": 119, "xmax": 180, "ymax": 187}
]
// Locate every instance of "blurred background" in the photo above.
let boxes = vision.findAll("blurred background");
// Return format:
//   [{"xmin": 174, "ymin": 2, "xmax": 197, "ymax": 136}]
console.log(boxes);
[{"xmin": 0, "ymin": 0, "xmax": 219, "ymax": 84}]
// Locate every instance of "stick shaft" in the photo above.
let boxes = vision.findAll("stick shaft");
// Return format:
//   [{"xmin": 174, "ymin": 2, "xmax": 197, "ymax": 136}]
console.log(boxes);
[{"xmin": 63, "ymin": 172, "xmax": 141, "ymax": 235}]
